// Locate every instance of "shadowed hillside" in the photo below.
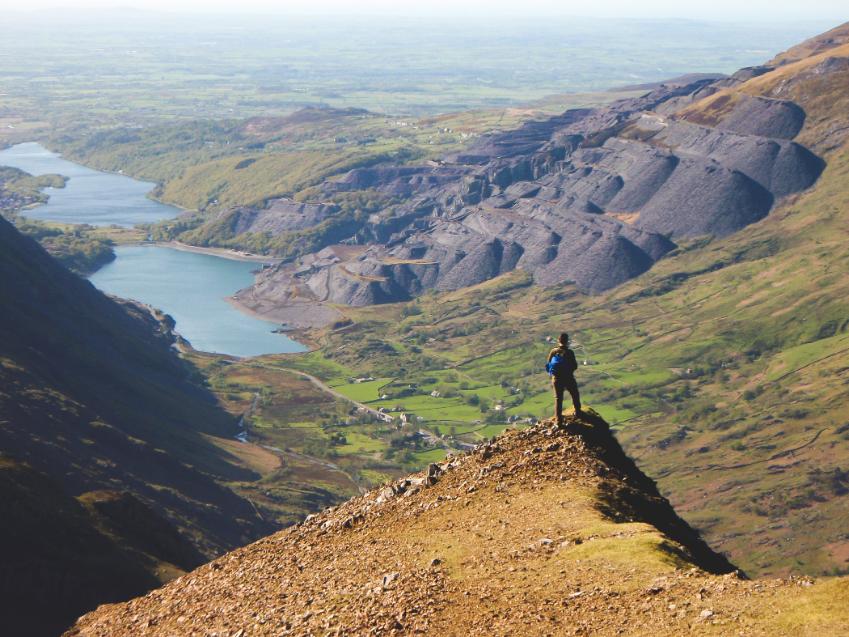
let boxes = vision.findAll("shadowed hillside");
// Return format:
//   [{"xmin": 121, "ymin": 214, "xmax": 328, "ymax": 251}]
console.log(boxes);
[
  {"xmin": 0, "ymin": 216, "xmax": 276, "ymax": 635},
  {"xmin": 0, "ymin": 459, "xmax": 203, "ymax": 637},
  {"xmin": 67, "ymin": 413, "xmax": 849, "ymax": 636}
]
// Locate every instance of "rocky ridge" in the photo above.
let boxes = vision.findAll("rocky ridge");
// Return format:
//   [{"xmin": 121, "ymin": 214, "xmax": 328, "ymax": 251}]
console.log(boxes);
[{"xmin": 67, "ymin": 412, "xmax": 849, "ymax": 636}]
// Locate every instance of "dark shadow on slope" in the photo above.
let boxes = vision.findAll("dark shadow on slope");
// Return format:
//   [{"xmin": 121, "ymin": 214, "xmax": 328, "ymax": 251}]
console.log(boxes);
[{"xmin": 563, "ymin": 411, "xmax": 740, "ymax": 576}]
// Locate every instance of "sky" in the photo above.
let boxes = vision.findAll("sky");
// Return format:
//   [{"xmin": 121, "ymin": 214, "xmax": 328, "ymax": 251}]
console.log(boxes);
[{"xmin": 11, "ymin": 0, "xmax": 849, "ymax": 23}]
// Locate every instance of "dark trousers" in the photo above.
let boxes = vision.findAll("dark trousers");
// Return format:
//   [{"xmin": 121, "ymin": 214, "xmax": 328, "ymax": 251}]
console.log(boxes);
[{"xmin": 552, "ymin": 375, "xmax": 581, "ymax": 421}]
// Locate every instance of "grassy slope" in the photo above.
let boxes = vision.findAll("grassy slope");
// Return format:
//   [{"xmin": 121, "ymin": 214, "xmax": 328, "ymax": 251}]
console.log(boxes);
[{"xmin": 281, "ymin": 32, "xmax": 849, "ymax": 577}]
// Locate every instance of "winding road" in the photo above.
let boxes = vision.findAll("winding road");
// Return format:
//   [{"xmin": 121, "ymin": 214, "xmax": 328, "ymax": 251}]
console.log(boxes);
[
  {"xmin": 244, "ymin": 362, "xmax": 470, "ymax": 454},
  {"xmin": 245, "ymin": 362, "xmax": 392, "ymax": 422}
]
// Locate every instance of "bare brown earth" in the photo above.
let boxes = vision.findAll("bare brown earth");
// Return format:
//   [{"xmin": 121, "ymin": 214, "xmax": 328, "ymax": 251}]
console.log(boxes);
[
  {"xmin": 769, "ymin": 22, "xmax": 849, "ymax": 66},
  {"xmin": 67, "ymin": 413, "xmax": 849, "ymax": 636}
]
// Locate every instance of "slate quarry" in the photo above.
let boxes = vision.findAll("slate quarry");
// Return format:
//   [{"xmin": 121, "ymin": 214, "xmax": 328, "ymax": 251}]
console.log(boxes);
[{"xmin": 234, "ymin": 68, "xmax": 824, "ymax": 317}]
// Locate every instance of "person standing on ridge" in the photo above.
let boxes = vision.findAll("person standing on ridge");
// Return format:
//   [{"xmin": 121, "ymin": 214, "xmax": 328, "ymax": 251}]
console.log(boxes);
[{"xmin": 547, "ymin": 333, "xmax": 582, "ymax": 424}]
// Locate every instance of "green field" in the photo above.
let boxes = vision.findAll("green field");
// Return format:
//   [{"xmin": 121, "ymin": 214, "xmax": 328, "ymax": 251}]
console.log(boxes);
[{"xmin": 330, "ymin": 378, "xmax": 393, "ymax": 403}]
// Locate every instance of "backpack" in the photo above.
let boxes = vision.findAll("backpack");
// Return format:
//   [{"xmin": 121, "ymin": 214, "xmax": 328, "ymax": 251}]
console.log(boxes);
[{"xmin": 546, "ymin": 354, "xmax": 566, "ymax": 377}]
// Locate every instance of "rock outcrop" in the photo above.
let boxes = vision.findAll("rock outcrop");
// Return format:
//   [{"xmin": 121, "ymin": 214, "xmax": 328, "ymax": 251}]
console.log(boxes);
[{"xmin": 207, "ymin": 199, "xmax": 341, "ymax": 236}]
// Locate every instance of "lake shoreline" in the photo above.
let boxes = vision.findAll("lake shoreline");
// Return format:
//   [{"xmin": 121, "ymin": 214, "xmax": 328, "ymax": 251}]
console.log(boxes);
[
  {"xmin": 2, "ymin": 141, "xmax": 302, "ymax": 356},
  {"xmin": 0, "ymin": 141, "xmax": 180, "ymax": 228},
  {"xmin": 85, "ymin": 240, "xmax": 303, "ymax": 352},
  {"xmin": 153, "ymin": 240, "xmax": 283, "ymax": 264},
  {"xmin": 223, "ymin": 296, "xmax": 319, "ymax": 351},
  {"xmin": 91, "ymin": 245, "xmax": 305, "ymax": 357}
]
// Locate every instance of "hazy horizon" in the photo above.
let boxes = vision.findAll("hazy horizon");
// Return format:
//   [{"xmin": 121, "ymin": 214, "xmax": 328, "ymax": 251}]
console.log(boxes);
[
  {"xmin": 5, "ymin": 1, "xmax": 847, "ymax": 23},
  {"xmin": 1, "ymin": 7, "xmax": 838, "ymax": 122}
]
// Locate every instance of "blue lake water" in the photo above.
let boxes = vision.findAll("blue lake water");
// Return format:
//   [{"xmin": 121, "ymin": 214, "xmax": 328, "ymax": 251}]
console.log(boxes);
[
  {"xmin": 90, "ymin": 246, "xmax": 304, "ymax": 357},
  {"xmin": 0, "ymin": 142, "xmax": 180, "ymax": 227},
  {"xmin": 1, "ymin": 141, "xmax": 303, "ymax": 357}
]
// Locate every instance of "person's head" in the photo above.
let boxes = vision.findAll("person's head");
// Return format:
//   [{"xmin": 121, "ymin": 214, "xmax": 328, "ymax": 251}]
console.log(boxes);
[{"xmin": 558, "ymin": 332, "xmax": 569, "ymax": 346}]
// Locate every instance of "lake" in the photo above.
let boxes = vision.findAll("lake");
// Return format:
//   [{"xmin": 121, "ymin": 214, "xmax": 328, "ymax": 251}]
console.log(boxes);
[
  {"xmin": 0, "ymin": 142, "xmax": 180, "ymax": 227},
  {"xmin": 1, "ymin": 141, "xmax": 303, "ymax": 357},
  {"xmin": 91, "ymin": 246, "xmax": 304, "ymax": 357}
]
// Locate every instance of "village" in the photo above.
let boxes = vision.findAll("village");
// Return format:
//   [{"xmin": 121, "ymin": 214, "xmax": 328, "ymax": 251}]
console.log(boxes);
[{"xmin": 340, "ymin": 374, "xmax": 539, "ymax": 455}]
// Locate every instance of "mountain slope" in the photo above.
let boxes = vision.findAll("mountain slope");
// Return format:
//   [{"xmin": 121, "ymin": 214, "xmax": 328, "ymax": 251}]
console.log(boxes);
[
  {"xmin": 67, "ymin": 413, "xmax": 849, "ymax": 636},
  {"xmin": 305, "ymin": 139, "xmax": 849, "ymax": 577},
  {"xmin": 769, "ymin": 22, "xmax": 849, "ymax": 66},
  {"xmin": 278, "ymin": 23, "xmax": 849, "ymax": 577},
  {"xmin": 0, "ymin": 458, "xmax": 202, "ymax": 637},
  {"xmin": 0, "ymin": 216, "xmax": 276, "ymax": 634},
  {"xmin": 590, "ymin": 23, "xmax": 849, "ymax": 575},
  {"xmin": 217, "ymin": 44, "xmax": 834, "ymax": 320}
]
